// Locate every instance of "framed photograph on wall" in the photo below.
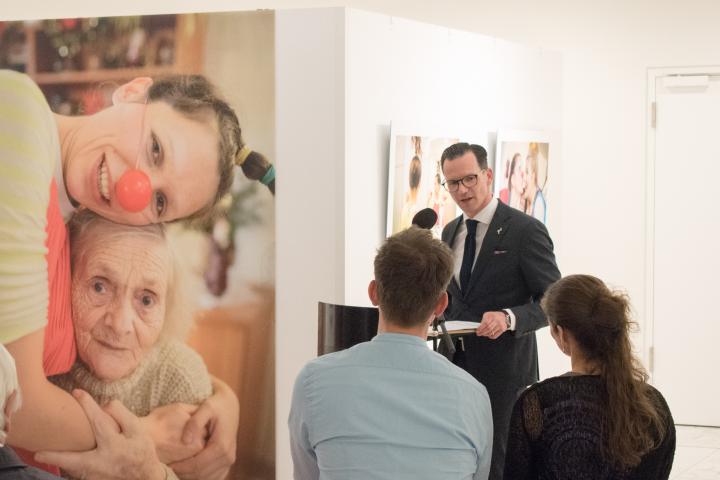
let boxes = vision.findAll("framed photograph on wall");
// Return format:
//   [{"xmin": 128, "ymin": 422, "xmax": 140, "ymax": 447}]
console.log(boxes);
[
  {"xmin": 386, "ymin": 129, "xmax": 461, "ymax": 237},
  {"xmin": 494, "ymin": 130, "xmax": 551, "ymax": 224}
]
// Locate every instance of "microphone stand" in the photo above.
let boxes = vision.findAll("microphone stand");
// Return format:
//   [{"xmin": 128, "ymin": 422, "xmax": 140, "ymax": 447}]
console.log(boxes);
[{"xmin": 433, "ymin": 313, "xmax": 455, "ymax": 360}]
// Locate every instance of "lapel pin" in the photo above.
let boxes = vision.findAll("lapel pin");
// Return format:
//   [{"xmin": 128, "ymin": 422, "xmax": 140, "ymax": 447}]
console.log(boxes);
[{"xmin": 497, "ymin": 227, "xmax": 503, "ymax": 235}]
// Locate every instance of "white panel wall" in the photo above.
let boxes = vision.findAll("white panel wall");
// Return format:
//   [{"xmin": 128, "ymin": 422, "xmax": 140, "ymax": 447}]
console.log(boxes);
[
  {"xmin": 276, "ymin": 8, "xmax": 565, "ymax": 478},
  {"xmin": 275, "ymin": 9, "xmax": 346, "ymax": 479},
  {"xmin": 342, "ymin": 8, "xmax": 566, "ymax": 383}
]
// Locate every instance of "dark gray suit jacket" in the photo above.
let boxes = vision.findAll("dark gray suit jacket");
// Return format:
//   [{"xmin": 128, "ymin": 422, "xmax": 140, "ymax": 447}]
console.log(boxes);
[{"xmin": 441, "ymin": 200, "xmax": 561, "ymax": 395}]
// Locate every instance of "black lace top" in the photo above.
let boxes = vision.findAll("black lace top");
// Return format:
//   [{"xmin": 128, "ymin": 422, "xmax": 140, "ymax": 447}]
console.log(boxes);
[{"xmin": 504, "ymin": 374, "xmax": 675, "ymax": 480}]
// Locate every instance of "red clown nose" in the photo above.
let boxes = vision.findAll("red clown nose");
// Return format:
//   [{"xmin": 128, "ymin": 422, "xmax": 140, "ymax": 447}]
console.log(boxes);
[{"xmin": 115, "ymin": 169, "xmax": 152, "ymax": 213}]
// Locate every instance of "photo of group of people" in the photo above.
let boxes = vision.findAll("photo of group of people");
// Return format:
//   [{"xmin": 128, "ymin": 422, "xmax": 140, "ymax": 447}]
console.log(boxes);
[
  {"xmin": 387, "ymin": 134, "xmax": 460, "ymax": 237},
  {"xmin": 494, "ymin": 137, "xmax": 550, "ymax": 224}
]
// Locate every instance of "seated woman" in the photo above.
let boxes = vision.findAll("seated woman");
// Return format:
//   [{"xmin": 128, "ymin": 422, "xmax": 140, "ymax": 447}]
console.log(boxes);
[
  {"xmin": 504, "ymin": 274, "xmax": 675, "ymax": 479},
  {"xmin": 49, "ymin": 210, "xmax": 212, "ymax": 475}
]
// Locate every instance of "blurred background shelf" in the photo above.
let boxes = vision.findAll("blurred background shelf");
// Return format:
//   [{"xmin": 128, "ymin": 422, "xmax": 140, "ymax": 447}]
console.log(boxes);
[
  {"xmin": 0, "ymin": 14, "xmax": 205, "ymax": 114},
  {"xmin": 31, "ymin": 66, "xmax": 179, "ymax": 84}
]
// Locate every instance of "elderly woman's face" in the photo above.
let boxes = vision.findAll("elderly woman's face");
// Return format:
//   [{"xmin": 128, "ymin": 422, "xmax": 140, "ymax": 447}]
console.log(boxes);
[{"xmin": 72, "ymin": 229, "xmax": 171, "ymax": 381}]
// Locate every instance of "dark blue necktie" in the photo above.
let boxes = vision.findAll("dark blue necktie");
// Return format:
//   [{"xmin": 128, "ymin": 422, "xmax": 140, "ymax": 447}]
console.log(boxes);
[{"xmin": 460, "ymin": 219, "xmax": 478, "ymax": 294}]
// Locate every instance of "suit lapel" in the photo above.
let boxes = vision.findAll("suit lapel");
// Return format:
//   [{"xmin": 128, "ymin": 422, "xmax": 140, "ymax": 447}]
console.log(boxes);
[
  {"xmin": 443, "ymin": 214, "xmax": 463, "ymax": 294},
  {"xmin": 466, "ymin": 202, "xmax": 512, "ymax": 294},
  {"xmin": 444, "ymin": 214, "xmax": 463, "ymax": 246}
]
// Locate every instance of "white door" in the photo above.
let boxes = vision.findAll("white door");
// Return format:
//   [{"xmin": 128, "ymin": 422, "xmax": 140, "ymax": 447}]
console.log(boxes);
[{"xmin": 651, "ymin": 71, "xmax": 720, "ymax": 426}]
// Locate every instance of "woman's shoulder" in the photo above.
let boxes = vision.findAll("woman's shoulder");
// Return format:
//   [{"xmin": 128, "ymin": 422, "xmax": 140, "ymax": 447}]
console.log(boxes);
[
  {"xmin": 525, "ymin": 373, "xmax": 598, "ymax": 390},
  {"xmin": 644, "ymin": 383, "xmax": 674, "ymax": 418},
  {"xmin": 517, "ymin": 374, "xmax": 602, "ymax": 404},
  {"xmin": 1, "ymin": 69, "xmax": 39, "ymax": 90},
  {"xmin": 0, "ymin": 70, "xmax": 58, "ymax": 175},
  {"xmin": 644, "ymin": 383, "xmax": 667, "ymax": 400},
  {"xmin": 0, "ymin": 70, "xmax": 49, "ymax": 111}
]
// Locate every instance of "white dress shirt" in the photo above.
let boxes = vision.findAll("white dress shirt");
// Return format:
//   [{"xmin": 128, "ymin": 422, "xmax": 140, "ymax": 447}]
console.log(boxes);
[{"xmin": 451, "ymin": 197, "xmax": 517, "ymax": 330}]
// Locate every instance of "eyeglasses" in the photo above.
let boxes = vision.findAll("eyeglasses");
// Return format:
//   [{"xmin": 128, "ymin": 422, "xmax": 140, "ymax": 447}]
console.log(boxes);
[{"xmin": 442, "ymin": 174, "xmax": 479, "ymax": 192}]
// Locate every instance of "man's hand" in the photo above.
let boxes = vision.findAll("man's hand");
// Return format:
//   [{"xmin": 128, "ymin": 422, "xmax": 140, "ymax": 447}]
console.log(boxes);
[
  {"xmin": 476, "ymin": 311, "xmax": 508, "ymax": 340},
  {"xmin": 170, "ymin": 378, "xmax": 239, "ymax": 480},
  {"xmin": 35, "ymin": 390, "xmax": 167, "ymax": 480},
  {"xmin": 142, "ymin": 403, "xmax": 206, "ymax": 464}
]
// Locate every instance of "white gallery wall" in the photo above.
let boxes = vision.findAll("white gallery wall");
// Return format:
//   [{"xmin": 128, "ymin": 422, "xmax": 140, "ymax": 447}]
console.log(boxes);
[
  {"xmin": 276, "ymin": 8, "xmax": 563, "ymax": 478},
  {"xmin": 275, "ymin": 9, "xmax": 347, "ymax": 479},
  {"xmin": 343, "ymin": 9, "xmax": 563, "ymax": 306}
]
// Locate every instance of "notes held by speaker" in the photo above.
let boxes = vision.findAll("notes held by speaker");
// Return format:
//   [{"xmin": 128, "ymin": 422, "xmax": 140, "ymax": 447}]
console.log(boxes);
[{"xmin": 427, "ymin": 320, "xmax": 479, "ymax": 336}]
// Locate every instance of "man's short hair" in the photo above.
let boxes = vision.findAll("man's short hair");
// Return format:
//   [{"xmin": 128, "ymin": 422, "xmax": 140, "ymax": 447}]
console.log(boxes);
[
  {"xmin": 440, "ymin": 143, "xmax": 488, "ymax": 171},
  {"xmin": 373, "ymin": 227, "xmax": 454, "ymax": 327},
  {"xmin": 0, "ymin": 344, "xmax": 21, "ymax": 432}
]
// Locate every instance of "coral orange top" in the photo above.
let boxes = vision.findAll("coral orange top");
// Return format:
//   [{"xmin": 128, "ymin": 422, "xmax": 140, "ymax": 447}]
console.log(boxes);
[
  {"xmin": 42, "ymin": 179, "xmax": 76, "ymax": 376},
  {"xmin": 16, "ymin": 180, "xmax": 74, "ymax": 476}
]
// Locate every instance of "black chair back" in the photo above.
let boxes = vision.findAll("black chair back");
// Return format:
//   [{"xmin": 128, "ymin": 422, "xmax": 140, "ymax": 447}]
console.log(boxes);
[{"xmin": 317, "ymin": 302, "xmax": 378, "ymax": 355}]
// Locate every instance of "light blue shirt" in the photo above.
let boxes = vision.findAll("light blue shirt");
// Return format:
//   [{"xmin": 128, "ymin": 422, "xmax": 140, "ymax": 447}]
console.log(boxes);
[{"xmin": 289, "ymin": 333, "xmax": 493, "ymax": 480}]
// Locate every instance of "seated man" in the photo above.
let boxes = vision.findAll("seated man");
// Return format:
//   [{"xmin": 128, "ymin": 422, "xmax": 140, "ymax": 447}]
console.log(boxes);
[{"xmin": 289, "ymin": 227, "xmax": 493, "ymax": 480}]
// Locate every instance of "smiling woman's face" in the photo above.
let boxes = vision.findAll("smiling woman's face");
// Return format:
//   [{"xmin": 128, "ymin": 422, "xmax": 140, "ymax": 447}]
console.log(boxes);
[
  {"xmin": 71, "ymin": 225, "xmax": 171, "ymax": 381},
  {"xmin": 62, "ymin": 78, "xmax": 220, "ymax": 226}
]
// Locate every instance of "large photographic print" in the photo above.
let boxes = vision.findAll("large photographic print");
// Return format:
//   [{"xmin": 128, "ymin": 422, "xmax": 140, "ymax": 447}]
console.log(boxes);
[{"xmin": 0, "ymin": 12, "xmax": 275, "ymax": 479}]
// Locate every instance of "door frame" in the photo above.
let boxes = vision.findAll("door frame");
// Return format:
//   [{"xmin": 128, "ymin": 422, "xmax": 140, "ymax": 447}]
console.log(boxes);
[{"xmin": 645, "ymin": 65, "xmax": 720, "ymax": 380}]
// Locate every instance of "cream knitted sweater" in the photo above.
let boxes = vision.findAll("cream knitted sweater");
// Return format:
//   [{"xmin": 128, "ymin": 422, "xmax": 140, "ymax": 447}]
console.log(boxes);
[
  {"xmin": 50, "ymin": 339, "xmax": 212, "ymax": 416},
  {"xmin": 50, "ymin": 340, "xmax": 213, "ymax": 480}
]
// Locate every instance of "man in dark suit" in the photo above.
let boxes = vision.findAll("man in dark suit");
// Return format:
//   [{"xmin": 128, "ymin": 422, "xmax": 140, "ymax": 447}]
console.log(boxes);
[{"xmin": 440, "ymin": 143, "xmax": 560, "ymax": 480}]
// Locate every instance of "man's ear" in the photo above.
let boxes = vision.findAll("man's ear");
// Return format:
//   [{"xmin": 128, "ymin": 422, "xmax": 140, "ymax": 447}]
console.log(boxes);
[
  {"xmin": 485, "ymin": 167, "xmax": 494, "ymax": 186},
  {"xmin": 112, "ymin": 77, "xmax": 153, "ymax": 105},
  {"xmin": 433, "ymin": 291, "xmax": 449, "ymax": 317},
  {"xmin": 368, "ymin": 280, "xmax": 379, "ymax": 306}
]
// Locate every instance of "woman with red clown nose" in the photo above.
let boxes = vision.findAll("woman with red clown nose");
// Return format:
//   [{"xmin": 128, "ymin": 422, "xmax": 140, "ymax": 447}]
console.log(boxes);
[{"xmin": 0, "ymin": 70, "xmax": 275, "ymax": 480}]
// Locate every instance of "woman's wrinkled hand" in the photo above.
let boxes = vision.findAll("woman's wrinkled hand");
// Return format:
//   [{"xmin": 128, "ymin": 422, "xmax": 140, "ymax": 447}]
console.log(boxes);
[
  {"xmin": 142, "ymin": 403, "xmax": 207, "ymax": 464},
  {"xmin": 170, "ymin": 378, "xmax": 239, "ymax": 480},
  {"xmin": 35, "ymin": 390, "xmax": 168, "ymax": 480}
]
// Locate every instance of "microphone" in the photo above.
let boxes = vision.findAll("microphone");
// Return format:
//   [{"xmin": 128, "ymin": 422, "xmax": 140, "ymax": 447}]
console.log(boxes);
[
  {"xmin": 434, "ymin": 312, "xmax": 456, "ymax": 359},
  {"xmin": 411, "ymin": 208, "xmax": 438, "ymax": 230}
]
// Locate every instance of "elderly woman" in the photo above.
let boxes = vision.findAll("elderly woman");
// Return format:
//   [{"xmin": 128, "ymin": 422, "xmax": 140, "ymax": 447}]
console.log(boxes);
[
  {"xmin": 504, "ymin": 274, "xmax": 675, "ymax": 479},
  {"xmin": 47, "ymin": 210, "xmax": 212, "ymax": 478}
]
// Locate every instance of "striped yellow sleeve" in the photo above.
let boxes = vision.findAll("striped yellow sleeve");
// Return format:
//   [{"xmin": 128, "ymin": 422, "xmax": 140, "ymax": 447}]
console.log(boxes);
[{"xmin": 0, "ymin": 70, "xmax": 56, "ymax": 344}]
